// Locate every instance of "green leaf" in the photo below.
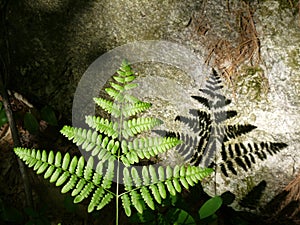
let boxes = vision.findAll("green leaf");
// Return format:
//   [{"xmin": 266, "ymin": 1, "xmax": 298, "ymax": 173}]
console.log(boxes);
[
  {"xmin": 36, "ymin": 162, "xmax": 48, "ymax": 174},
  {"xmin": 44, "ymin": 165, "xmax": 55, "ymax": 179},
  {"xmin": 24, "ymin": 112, "xmax": 39, "ymax": 134},
  {"xmin": 131, "ymin": 167, "xmax": 142, "ymax": 187},
  {"xmin": 62, "ymin": 153, "xmax": 70, "ymax": 170},
  {"xmin": 56, "ymin": 171, "xmax": 70, "ymax": 186},
  {"xmin": 75, "ymin": 156, "xmax": 85, "ymax": 177},
  {"xmin": 93, "ymin": 97, "xmax": 120, "ymax": 118},
  {"xmin": 149, "ymin": 184, "xmax": 161, "ymax": 204},
  {"xmin": 173, "ymin": 178, "xmax": 181, "ymax": 193},
  {"xmin": 40, "ymin": 105, "xmax": 58, "ymax": 126},
  {"xmin": 71, "ymin": 179, "xmax": 86, "ymax": 196},
  {"xmin": 88, "ymin": 187, "xmax": 105, "ymax": 212},
  {"xmin": 199, "ymin": 196, "xmax": 223, "ymax": 219},
  {"xmin": 113, "ymin": 75, "xmax": 125, "ymax": 83},
  {"xmin": 97, "ymin": 193, "xmax": 114, "ymax": 210},
  {"xmin": 130, "ymin": 190, "xmax": 143, "ymax": 214},
  {"xmin": 123, "ymin": 167, "xmax": 133, "ymax": 191},
  {"xmin": 50, "ymin": 168, "xmax": 62, "ymax": 183},
  {"xmin": 174, "ymin": 209, "xmax": 195, "ymax": 225},
  {"xmin": 0, "ymin": 108, "xmax": 8, "ymax": 127},
  {"xmin": 61, "ymin": 175, "xmax": 77, "ymax": 193},
  {"xmin": 124, "ymin": 83, "xmax": 138, "ymax": 90},
  {"xmin": 140, "ymin": 186, "xmax": 155, "ymax": 210},
  {"xmin": 166, "ymin": 180, "xmax": 176, "ymax": 196},
  {"xmin": 122, "ymin": 101, "xmax": 151, "ymax": 117},
  {"xmin": 111, "ymin": 82, "xmax": 124, "ymax": 92},
  {"xmin": 124, "ymin": 75, "xmax": 136, "ymax": 82},
  {"xmin": 85, "ymin": 116, "xmax": 118, "ymax": 139},
  {"xmin": 157, "ymin": 182, "xmax": 166, "ymax": 199},
  {"xmin": 74, "ymin": 182, "xmax": 94, "ymax": 203},
  {"xmin": 121, "ymin": 194, "xmax": 132, "ymax": 216}
]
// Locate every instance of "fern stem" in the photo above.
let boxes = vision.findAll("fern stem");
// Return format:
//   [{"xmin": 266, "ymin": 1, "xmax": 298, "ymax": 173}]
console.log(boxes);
[
  {"xmin": 116, "ymin": 157, "xmax": 120, "ymax": 225},
  {"xmin": 115, "ymin": 100, "xmax": 125, "ymax": 225}
]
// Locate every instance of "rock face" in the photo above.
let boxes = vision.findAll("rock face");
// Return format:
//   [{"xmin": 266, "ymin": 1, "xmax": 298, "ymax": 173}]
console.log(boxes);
[
  {"xmin": 4, "ymin": 0, "xmax": 196, "ymax": 115},
  {"xmin": 2, "ymin": 0, "xmax": 300, "ymax": 212}
]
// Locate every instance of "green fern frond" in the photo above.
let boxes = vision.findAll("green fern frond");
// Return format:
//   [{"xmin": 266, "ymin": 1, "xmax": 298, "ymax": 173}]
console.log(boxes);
[
  {"xmin": 122, "ymin": 118, "xmax": 163, "ymax": 139},
  {"xmin": 85, "ymin": 115, "xmax": 119, "ymax": 139},
  {"xmin": 103, "ymin": 60, "xmax": 137, "ymax": 103},
  {"xmin": 60, "ymin": 126, "xmax": 117, "ymax": 161},
  {"xmin": 121, "ymin": 165, "xmax": 213, "ymax": 216},
  {"xmin": 97, "ymin": 192, "xmax": 114, "ymax": 210},
  {"xmin": 122, "ymin": 101, "xmax": 152, "ymax": 117},
  {"xmin": 14, "ymin": 147, "xmax": 115, "ymax": 213},
  {"xmin": 13, "ymin": 60, "xmax": 215, "ymax": 225},
  {"xmin": 120, "ymin": 137, "xmax": 181, "ymax": 166},
  {"xmin": 105, "ymin": 87, "xmax": 125, "ymax": 102},
  {"xmin": 123, "ymin": 94, "xmax": 140, "ymax": 104},
  {"xmin": 93, "ymin": 97, "xmax": 121, "ymax": 118}
]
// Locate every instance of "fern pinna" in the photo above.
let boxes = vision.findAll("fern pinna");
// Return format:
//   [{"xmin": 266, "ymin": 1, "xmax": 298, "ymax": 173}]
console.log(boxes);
[
  {"xmin": 14, "ymin": 60, "xmax": 213, "ymax": 224},
  {"xmin": 159, "ymin": 69, "xmax": 287, "ymax": 177}
]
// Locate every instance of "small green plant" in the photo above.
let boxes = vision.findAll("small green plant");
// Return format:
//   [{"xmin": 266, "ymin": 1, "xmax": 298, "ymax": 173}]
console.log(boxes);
[
  {"xmin": 199, "ymin": 196, "xmax": 223, "ymax": 224},
  {"xmin": 14, "ymin": 60, "xmax": 213, "ymax": 224},
  {"xmin": 23, "ymin": 105, "xmax": 58, "ymax": 134},
  {"xmin": 0, "ymin": 97, "xmax": 57, "ymax": 134},
  {"xmin": 0, "ymin": 101, "xmax": 8, "ymax": 127}
]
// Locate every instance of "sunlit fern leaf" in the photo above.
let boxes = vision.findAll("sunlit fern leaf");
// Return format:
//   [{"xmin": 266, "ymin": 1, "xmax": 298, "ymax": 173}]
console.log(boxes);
[
  {"xmin": 141, "ymin": 186, "xmax": 155, "ymax": 210},
  {"xmin": 60, "ymin": 126, "xmax": 117, "ymax": 159},
  {"xmin": 105, "ymin": 87, "xmax": 125, "ymax": 102},
  {"xmin": 123, "ymin": 94, "xmax": 140, "ymax": 104},
  {"xmin": 14, "ymin": 148, "xmax": 115, "ymax": 213},
  {"xmin": 110, "ymin": 81, "xmax": 124, "ymax": 92},
  {"xmin": 101, "ymin": 157, "xmax": 115, "ymax": 189},
  {"xmin": 88, "ymin": 187, "xmax": 105, "ymax": 213},
  {"xmin": 124, "ymin": 83, "xmax": 138, "ymax": 91},
  {"xmin": 122, "ymin": 101, "xmax": 152, "ymax": 117},
  {"xmin": 93, "ymin": 97, "xmax": 121, "ymax": 118},
  {"xmin": 71, "ymin": 180, "xmax": 86, "ymax": 197},
  {"xmin": 130, "ymin": 190, "xmax": 144, "ymax": 214},
  {"xmin": 123, "ymin": 167, "xmax": 133, "ymax": 191},
  {"xmin": 13, "ymin": 60, "xmax": 215, "ymax": 221},
  {"xmin": 113, "ymin": 73, "xmax": 135, "ymax": 84},
  {"xmin": 121, "ymin": 137, "xmax": 181, "ymax": 166},
  {"xmin": 122, "ymin": 118, "xmax": 163, "ymax": 138},
  {"xmin": 104, "ymin": 60, "xmax": 137, "ymax": 104},
  {"xmin": 117, "ymin": 60, "xmax": 135, "ymax": 76},
  {"xmin": 85, "ymin": 116, "xmax": 119, "ymax": 139},
  {"xmin": 74, "ymin": 182, "xmax": 94, "ymax": 203},
  {"xmin": 142, "ymin": 166, "xmax": 150, "ymax": 185},
  {"xmin": 97, "ymin": 193, "xmax": 114, "ymax": 210},
  {"xmin": 121, "ymin": 194, "xmax": 132, "ymax": 216},
  {"xmin": 120, "ymin": 165, "xmax": 213, "ymax": 216},
  {"xmin": 131, "ymin": 167, "xmax": 142, "ymax": 187}
]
